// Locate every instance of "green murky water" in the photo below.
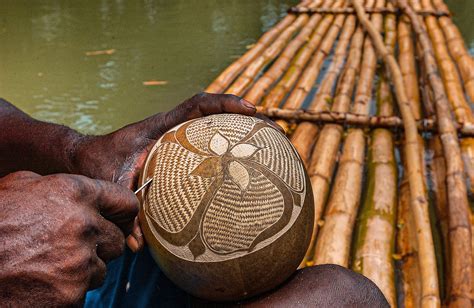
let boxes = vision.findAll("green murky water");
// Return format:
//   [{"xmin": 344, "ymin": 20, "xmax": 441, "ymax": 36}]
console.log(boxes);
[
  {"xmin": 0, "ymin": 0, "xmax": 472, "ymax": 134},
  {"xmin": 0, "ymin": 0, "xmax": 296, "ymax": 133},
  {"xmin": 445, "ymin": 0, "xmax": 474, "ymax": 51}
]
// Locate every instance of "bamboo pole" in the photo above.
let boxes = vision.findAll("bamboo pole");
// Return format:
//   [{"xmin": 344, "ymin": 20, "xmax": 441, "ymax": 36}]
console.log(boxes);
[
  {"xmin": 431, "ymin": 0, "xmax": 474, "ymax": 104},
  {"xmin": 260, "ymin": 0, "xmax": 349, "ymax": 134},
  {"xmin": 313, "ymin": 0, "xmax": 385, "ymax": 267},
  {"xmin": 224, "ymin": 15, "xmax": 310, "ymax": 96},
  {"xmin": 289, "ymin": 6, "xmax": 450, "ymax": 16},
  {"xmin": 431, "ymin": 0, "xmax": 474, "ymax": 248},
  {"xmin": 241, "ymin": 1, "xmax": 329, "ymax": 104},
  {"xmin": 461, "ymin": 139, "xmax": 474, "ymax": 194},
  {"xmin": 262, "ymin": 2, "xmax": 345, "ymax": 108},
  {"xmin": 300, "ymin": 25, "xmax": 366, "ymax": 266},
  {"xmin": 418, "ymin": 42, "xmax": 436, "ymax": 118},
  {"xmin": 226, "ymin": 0, "xmax": 332, "ymax": 97},
  {"xmin": 418, "ymin": 0, "xmax": 473, "ymax": 125},
  {"xmin": 205, "ymin": 15, "xmax": 297, "ymax": 94},
  {"xmin": 425, "ymin": 3, "xmax": 474, "ymax": 268},
  {"xmin": 393, "ymin": 5, "xmax": 434, "ymax": 306},
  {"xmin": 397, "ymin": 136, "xmax": 425, "ymax": 307},
  {"xmin": 351, "ymin": 11, "xmax": 397, "ymax": 306},
  {"xmin": 258, "ymin": 108, "xmax": 474, "ymax": 136},
  {"xmin": 290, "ymin": 14, "xmax": 357, "ymax": 164},
  {"xmin": 274, "ymin": 13, "xmax": 349, "ymax": 133},
  {"xmin": 397, "ymin": 5, "xmax": 426, "ymax": 305},
  {"xmin": 306, "ymin": 18, "xmax": 357, "ymax": 113},
  {"xmin": 461, "ymin": 139, "xmax": 474, "ymax": 302},
  {"xmin": 204, "ymin": 0, "xmax": 318, "ymax": 93},
  {"xmin": 350, "ymin": 0, "xmax": 440, "ymax": 306},
  {"xmin": 274, "ymin": 11, "xmax": 345, "ymax": 134},
  {"xmin": 204, "ymin": 0, "xmax": 319, "ymax": 93},
  {"xmin": 398, "ymin": 9, "xmax": 421, "ymax": 119},
  {"xmin": 428, "ymin": 136, "xmax": 450, "ymax": 297},
  {"xmin": 393, "ymin": 0, "xmax": 472, "ymax": 306},
  {"xmin": 311, "ymin": 126, "xmax": 367, "ymax": 267},
  {"xmin": 472, "ymin": 209, "xmax": 474, "ymax": 301},
  {"xmin": 419, "ymin": 47, "xmax": 449, "ymax": 304},
  {"xmin": 351, "ymin": 83, "xmax": 397, "ymax": 305},
  {"xmin": 276, "ymin": 15, "xmax": 346, "ymax": 111}
]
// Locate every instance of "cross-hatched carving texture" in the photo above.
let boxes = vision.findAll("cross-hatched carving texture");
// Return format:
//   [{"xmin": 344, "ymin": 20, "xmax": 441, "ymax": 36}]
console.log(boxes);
[
  {"xmin": 148, "ymin": 142, "xmax": 213, "ymax": 233},
  {"xmin": 249, "ymin": 127, "xmax": 305, "ymax": 192},
  {"xmin": 143, "ymin": 114, "xmax": 306, "ymax": 260},
  {"xmin": 202, "ymin": 172, "xmax": 284, "ymax": 253}
]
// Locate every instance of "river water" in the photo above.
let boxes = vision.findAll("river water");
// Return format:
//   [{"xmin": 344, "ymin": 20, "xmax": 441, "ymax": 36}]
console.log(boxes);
[{"xmin": 0, "ymin": 0, "xmax": 472, "ymax": 134}]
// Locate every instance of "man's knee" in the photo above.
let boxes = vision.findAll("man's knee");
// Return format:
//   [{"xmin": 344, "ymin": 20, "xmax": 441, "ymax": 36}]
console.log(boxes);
[
  {"xmin": 306, "ymin": 264, "xmax": 389, "ymax": 307},
  {"xmin": 241, "ymin": 264, "xmax": 389, "ymax": 307}
]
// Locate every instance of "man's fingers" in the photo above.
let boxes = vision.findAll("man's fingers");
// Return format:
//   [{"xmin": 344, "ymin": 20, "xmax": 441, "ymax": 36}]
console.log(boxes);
[
  {"xmin": 161, "ymin": 92, "xmax": 257, "ymax": 132},
  {"xmin": 188, "ymin": 92, "xmax": 257, "ymax": 116},
  {"xmin": 92, "ymin": 180, "xmax": 139, "ymax": 235},
  {"xmin": 116, "ymin": 149, "xmax": 150, "ymax": 190},
  {"xmin": 87, "ymin": 253, "xmax": 107, "ymax": 290},
  {"xmin": 0, "ymin": 171, "xmax": 41, "ymax": 185},
  {"xmin": 126, "ymin": 216, "xmax": 144, "ymax": 252},
  {"xmin": 67, "ymin": 175, "xmax": 139, "ymax": 235},
  {"xmin": 95, "ymin": 216, "xmax": 125, "ymax": 262}
]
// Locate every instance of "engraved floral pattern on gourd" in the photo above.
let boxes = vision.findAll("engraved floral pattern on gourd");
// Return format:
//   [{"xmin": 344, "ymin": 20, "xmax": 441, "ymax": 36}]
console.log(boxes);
[{"xmin": 145, "ymin": 114, "xmax": 306, "ymax": 260}]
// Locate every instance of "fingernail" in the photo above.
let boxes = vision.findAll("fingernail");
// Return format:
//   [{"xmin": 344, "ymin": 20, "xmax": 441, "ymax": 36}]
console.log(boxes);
[{"xmin": 241, "ymin": 99, "xmax": 256, "ymax": 110}]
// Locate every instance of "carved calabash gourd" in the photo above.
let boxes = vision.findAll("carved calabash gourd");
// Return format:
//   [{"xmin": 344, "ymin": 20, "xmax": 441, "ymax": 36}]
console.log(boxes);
[{"xmin": 138, "ymin": 114, "xmax": 314, "ymax": 301}]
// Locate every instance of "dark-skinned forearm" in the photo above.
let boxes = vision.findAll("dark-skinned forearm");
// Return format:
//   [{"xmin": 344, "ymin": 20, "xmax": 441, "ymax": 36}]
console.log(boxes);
[{"xmin": 0, "ymin": 98, "xmax": 83, "ymax": 177}]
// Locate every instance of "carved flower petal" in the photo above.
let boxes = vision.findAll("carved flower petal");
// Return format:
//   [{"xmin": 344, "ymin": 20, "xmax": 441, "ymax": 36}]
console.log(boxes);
[
  {"xmin": 190, "ymin": 157, "xmax": 222, "ymax": 178},
  {"xmin": 209, "ymin": 132, "xmax": 230, "ymax": 155},
  {"xmin": 230, "ymin": 143, "xmax": 260, "ymax": 159},
  {"xmin": 228, "ymin": 161, "xmax": 250, "ymax": 191}
]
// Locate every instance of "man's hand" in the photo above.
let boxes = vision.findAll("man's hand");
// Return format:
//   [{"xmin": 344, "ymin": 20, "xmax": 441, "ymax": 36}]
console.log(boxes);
[
  {"xmin": 71, "ymin": 92, "xmax": 257, "ymax": 188},
  {"xmin": 0, "ymin": 171, "xmax": 138, "ymax": 306},
  {"xmin": 69, "ymin": 93, "xmax": 257, "ymax": 251},
  {"xmin": 0, "ymin": 93, "xmax": 272, "ymax": 252}
]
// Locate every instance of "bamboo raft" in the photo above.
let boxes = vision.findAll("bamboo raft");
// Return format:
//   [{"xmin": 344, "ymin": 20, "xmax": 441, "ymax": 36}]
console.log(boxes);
[{"xmin": 205, "ymin": 0, "xmax": 473, "ymax": 306}]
